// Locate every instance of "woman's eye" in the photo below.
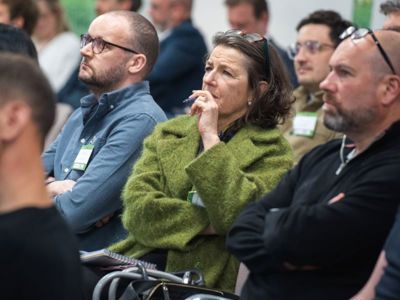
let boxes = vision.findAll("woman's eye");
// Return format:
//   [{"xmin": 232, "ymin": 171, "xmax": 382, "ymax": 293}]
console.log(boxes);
[{"xmin": 223, "ymin": 70, "xmax": 232, "ymax": 76}]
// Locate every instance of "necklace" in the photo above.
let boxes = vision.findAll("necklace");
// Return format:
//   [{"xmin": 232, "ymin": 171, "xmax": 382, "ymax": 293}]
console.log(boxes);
[{"xmin": 335, "ymin": 135, "xmax": 357, "ymax": 175}]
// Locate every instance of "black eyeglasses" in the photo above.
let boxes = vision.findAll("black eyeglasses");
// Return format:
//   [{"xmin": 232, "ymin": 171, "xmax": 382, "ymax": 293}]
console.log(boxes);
[
  {"xmin": 80, "ymin": 33, "xmax": 139, "ymax": 55},
  {"xmin": 287, "ymin": 40, "xmax": 334, "ymax": 60},
  {"xmin": 340, "ymin": 26, "xmax": 396, "ymax": 75},
  {"xmin": 224, "ymin": 29, "xmax": 271, "ymax": 81}
]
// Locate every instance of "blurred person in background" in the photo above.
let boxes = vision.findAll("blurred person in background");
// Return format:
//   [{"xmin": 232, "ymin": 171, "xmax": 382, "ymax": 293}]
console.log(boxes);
[
  {"xmin": 33, "ymin": 0, "xmax": 81, "ymax": 95},
  {"xmin": 33, "ymin": 0, "xmax": 87, "ymax": 145},
  {"xmin": 282, "ymin": 10, "xmax": 351, "ymax": 163},
  {"xmin": 95, "ymin": 0, "xmax": 142, "ymax": 16},
  {"xmin": 147, "ymin": 0, "xmax": 207, "ymax": 117},
  {"xmin": 0, "ymin": 0, "xmax": 38, "ymax": 35},
  {"xmin": 381, "ymin": 0, "xmax": 400, "ymax": 31},
  {"xmin": 224, "ymin": 0, "xmax": 297, "ymax": 87}
]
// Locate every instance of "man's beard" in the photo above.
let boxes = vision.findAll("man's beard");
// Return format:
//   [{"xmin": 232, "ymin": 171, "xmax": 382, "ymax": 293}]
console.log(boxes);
[
  {"xmin": 324, "ymin": 105, "xmax": 377, "ymax": 133},
  {"xmin": 79, "ymin": 61, "xmax": 127, "ymax": 94}
]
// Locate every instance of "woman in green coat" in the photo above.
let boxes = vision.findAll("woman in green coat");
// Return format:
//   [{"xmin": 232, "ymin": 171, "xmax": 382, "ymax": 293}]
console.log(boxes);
[{"xmin": 110, "ymin": 30, "xmax": 294, "ymax": 292}]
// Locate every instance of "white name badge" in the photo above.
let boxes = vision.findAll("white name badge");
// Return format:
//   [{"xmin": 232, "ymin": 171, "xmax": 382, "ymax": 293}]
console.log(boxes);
[
  {"xmin": 187, "ymin": 191, "xmax": 205, "ymax": 207},
  {"xmin": 72, "ymin": 144, "xmax": 94, "ymax": 171},
  {"xmin": 292, "ymin": 112, "xmax": 318, "ymax": 137}
]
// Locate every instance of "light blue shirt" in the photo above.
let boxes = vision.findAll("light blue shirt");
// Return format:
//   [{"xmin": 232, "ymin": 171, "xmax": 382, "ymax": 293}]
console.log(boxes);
[{"xmin": 42, "ymin": 82, "xmax": 167, "ymax": 250}]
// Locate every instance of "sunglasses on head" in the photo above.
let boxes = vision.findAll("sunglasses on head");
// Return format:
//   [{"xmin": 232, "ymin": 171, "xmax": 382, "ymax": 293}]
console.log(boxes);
[
  {"xmin": 340, "ymin": 26, "xmax": 396, "ymax": 75},
  {"xmin": 224, "ymin": 29, "xmax": 271, "ymax": 81}
]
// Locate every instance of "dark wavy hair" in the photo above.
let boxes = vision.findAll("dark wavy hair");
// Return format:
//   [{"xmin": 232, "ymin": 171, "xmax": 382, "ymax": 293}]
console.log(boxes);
[
  {"xmin": 212, "ymin": 30, "xmax": 293, "ymax": 129},
  {"xmin": 296, "ymin": 10, "xmax": 353, "ymax": 47}
]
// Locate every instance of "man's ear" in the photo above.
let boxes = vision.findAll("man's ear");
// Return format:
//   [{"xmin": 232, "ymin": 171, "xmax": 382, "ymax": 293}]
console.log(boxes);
[
  {"xmin": 127, "ymin": 54, "xmax": 147, "ymax": 75},
  {"xmin": 0, "ymin": 101, "xmax": 30, "ymax": 142},
  {"xmin": 381, "ymin": 75, "xmax": 400, "ymax": 106}
]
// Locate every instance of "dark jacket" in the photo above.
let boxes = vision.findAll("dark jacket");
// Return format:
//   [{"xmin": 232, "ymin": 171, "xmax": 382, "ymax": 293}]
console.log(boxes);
[
  {"xmin": 147, "ymin": 19, "xmax": 207, "ymax": 116},
  {"xmin": 227, "ymin": 121, "xmax": 400, "ymax": 300}
]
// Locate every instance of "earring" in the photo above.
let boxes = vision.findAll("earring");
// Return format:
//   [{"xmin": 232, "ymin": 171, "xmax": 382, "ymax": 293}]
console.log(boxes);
[{"xmin": 248, "ymin": 100, "xmax": 252, "ymax": 106}]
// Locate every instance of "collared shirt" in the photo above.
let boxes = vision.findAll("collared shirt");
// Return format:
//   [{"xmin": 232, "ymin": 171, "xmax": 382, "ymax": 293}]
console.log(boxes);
[
  {"xmin": 42, "ymin": 82, "xmax": 167, "ymax": 250},
  {"xmin": 281, "ymin": 86, "xmax": 342, "ymax": 163}
]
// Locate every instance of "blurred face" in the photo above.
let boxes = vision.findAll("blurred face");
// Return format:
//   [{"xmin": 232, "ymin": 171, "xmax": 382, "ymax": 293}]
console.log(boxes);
[
  {"xmin": 79, "ymin": 15, "xmax": 133, "ymax": 94},
  {"xmin": 320, "ymin": 38, "xmax": 380, "ymax": 134},
  {"xmin": 0, "ymin": 3, "xmax": 11, "ymax": 24},
  {"xmin": 95, "ymin": 0, "xmax": 126, "ymax": 16},
  {"xmin": 149, "ymin": 0, "xmax": 171, "ymax": 31},
  {"xmin": 227, "ymin": 3, "xmax": 267, "ymax": 36},
  {"xmin": 33, "ymin": 0, "xmax": 58, "ymax": 41},
  {"xmin": 294, "ymin": 24, "xmax": 335, "ymax": 93},
  {"xmin": 383, "ymin": 11, "xmax": 400, "ymax": 30},
  {"xmin": 202, "ymin": 45, "xmax": 252, "ymax": 119}
]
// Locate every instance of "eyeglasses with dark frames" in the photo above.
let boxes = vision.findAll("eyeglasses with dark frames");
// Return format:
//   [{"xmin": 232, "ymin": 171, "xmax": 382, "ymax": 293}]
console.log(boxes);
[
  {"xmin": 340, "ymin": 26, "xmax": 396, "ymax": 75},
  {"xmin": 287, "ymin": 40, "xmax": 335, "ymax": 60},
  {"xmin": 224, "ymin": 29, "xmax": 271, "ymax": 81},
  {"xmin": 80, "ymin": 33, "xmax": 139, "ymax": 55}
]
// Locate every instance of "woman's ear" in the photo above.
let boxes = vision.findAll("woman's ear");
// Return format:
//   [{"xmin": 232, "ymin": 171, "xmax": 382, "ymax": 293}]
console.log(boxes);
[{"xmin": 258, "ymin": 80, "xmax": 269, "ymax": 94}]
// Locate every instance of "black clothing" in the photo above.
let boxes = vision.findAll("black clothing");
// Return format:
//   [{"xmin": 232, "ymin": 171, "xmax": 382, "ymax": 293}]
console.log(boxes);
[
  {"xmin": 0, "ymin": 206, "xmax": 82, "ymax": 300},
  {"xmin": 376, "ymin": 208, "xmax": 400, "ymax": 300},
  {"xmin": 227, "ymin": 122, "xmax": 400, "ymax": 300}
]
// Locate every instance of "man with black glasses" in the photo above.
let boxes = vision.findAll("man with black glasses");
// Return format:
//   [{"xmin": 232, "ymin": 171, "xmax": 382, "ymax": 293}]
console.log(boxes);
[
  {"xmin": 42, "ymin": 11, "xmax": 167, "ymax": 251},
  {"xmin": 282, "ymin": 10, "xmax": 352, "ymax": 163},
  {"xmin": 227, "ymin": 28, "xmax": 400, "ymax": 300}
]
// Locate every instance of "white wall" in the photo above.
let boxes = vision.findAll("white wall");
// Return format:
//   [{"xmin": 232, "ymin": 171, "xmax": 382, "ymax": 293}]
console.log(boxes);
[{"xmin": 141, "ymin": 0, "xmax": 389, "ymax": 50}]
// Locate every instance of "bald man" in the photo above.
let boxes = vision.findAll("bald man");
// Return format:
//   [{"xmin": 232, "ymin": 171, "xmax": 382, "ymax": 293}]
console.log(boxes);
[
  {"xmin": 42, "ymin": 11, "xmax": 166, "ymax": 251},
  {"xmin": 227, "ymin": 29, "xmax": 400, "ymax": 300}
]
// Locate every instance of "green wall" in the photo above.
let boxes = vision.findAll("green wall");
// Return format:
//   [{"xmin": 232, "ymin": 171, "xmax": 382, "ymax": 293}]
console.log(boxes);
[{"xmin": 61, "ymin": 0, "xmax": 96, "ymax": 35}]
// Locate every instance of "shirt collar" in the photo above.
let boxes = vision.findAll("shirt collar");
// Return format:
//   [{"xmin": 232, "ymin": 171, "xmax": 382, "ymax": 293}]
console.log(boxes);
[{"xmin": 80, "ymin": 81, "xmax": 150, "ymax": 124}]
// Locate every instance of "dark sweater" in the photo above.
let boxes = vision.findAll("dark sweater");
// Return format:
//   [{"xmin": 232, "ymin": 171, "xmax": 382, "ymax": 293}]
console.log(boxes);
[
  {"xmin": 227, "ymin": 121, "xmax": 400, "ymax": 300},
  {"xmin": 0, "ymin": 206, "xmax": 82, "ymax": 300}
]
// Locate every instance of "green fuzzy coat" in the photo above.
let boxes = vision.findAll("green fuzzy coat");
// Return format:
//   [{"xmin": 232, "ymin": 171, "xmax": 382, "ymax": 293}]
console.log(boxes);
[{"xmin": 110, "ymin": 115, "xmax": 293, "ymax": 292}]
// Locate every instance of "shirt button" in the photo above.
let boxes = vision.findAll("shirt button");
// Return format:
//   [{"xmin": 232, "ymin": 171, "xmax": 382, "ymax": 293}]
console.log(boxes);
[
  {"xmin": 110, "ymin": 105, "xmax": 114, "ymax": 109},
  {"xmin": 64, "ymin": 168, "xmax": 69, "ymax": 173},
  {"xmin": 80, "ymin": 138, "xmax": 86, "ymax": 144}
]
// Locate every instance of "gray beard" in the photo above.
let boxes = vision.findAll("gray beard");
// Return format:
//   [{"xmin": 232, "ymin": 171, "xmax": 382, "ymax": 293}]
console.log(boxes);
[{"xmin": 323, "ymin": 107, "xmax": 377, "ymax": 133}]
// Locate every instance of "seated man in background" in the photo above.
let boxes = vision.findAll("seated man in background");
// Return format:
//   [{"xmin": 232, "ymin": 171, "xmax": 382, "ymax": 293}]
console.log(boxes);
[
  {"xmin": 224, "ymin": 0, "xmax": 297, "ymax": 87},
  {"xmin": 42, "ymin": 11, "xmax": 167, "ymax": 251},
  {"xmin": 148, "ymin": 0, "xmax": 207, "ymax": 117},
  {"xmin": 381, "ymin": 0, "xmax": 400, "ymax": 30},
  {"xmin": 95, "ymin": 0, "xmax": 142, "ymax": 16},
  {"xmin": 0, "ymin": 0, "xmax": 38, "ymax": 35},
  {"xmin": 282, "ymin": 10, "xmax": 351, "ymax": 163},
  {"xmin": 0, "ymin": 53, "xmax": 82, "ymax": 300},
  {"xmin": 227, "ymin": 29, "xmax": 400, "ymax": 300}
]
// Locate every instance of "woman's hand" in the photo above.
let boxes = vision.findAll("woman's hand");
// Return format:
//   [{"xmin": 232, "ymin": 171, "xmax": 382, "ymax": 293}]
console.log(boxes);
[{"xmin": 189, "ymin": 90, "xmax": 220, "ymax": 150}]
